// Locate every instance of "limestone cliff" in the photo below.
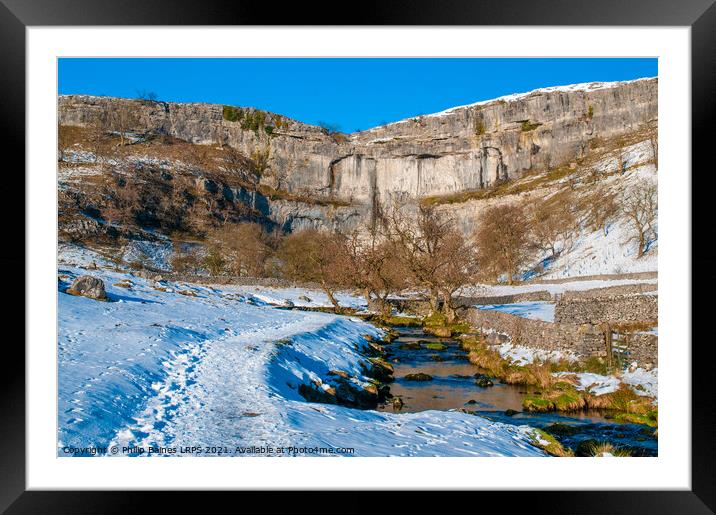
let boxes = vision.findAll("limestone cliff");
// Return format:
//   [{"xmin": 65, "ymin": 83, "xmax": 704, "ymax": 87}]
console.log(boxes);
[{"xmin": 58, "ymin": 77, "xmax": 657, "ymax": 233}]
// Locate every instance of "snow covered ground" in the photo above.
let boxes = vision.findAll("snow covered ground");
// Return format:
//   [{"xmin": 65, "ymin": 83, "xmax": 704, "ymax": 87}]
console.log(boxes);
[
  {"xmin": 58, "ymin": 246, "xmax": 546, "ymax": 457},
  {"xmin": 492, "ymin": 341, "xmax": 579, "ymax": 366},
  {"xmin": 122, "ymin": 240, "xmax": 174, "ymax": 272},
  {"xmin": 476, "ymin": 301, "xmax": 555, "ymax": 322},
  {"xmin": 539, "ymin": 148, "xmax": 657, "ymax": 279},
  {"xmin": 222, "ymin": 285, "xmax": 367, "ymax": 310}
]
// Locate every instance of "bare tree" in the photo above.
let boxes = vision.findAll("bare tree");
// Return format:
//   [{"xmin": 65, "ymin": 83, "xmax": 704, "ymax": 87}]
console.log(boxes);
[
  {"xmin": 642, "ymin": 117, "xmax": 658, "ymax": 168},
  {"xmin": 102, "ymin": 177, "xmax": 141, "ymax": 226},
  {"xmin": 579, "ymin": 184, "xmax": 620, "ymax": 236},
  {"xmin": 475, "ymin": 203, "xmax": 532, "ymax": 285},
  {"xmin": 340, "ymin": 227, "xmax": 408, "ymax": 315},
  {"xmin": 435, "ymin": 231, "xmax": 480, "ymax": 322},
  {"xmin": 387, "ymin": 204, "xmax": 477, "ymax": 317},
  {"xmin": 85, "ymin": 117, "xmax": 105, "ymax": 160},
  {"xmin": 528, "ymin": 191, "xmax": 578, "ymax": 259},
  {"xmin": 184, "ymin": 190, "xmax": 219, "ymax": 236},
  {"xmin": 622, "ymin": 178, "xmax": 658, "ymax": 257},
  {"xmin": 136, "ymin": 89, "xmax": 158, "ymax": 102},
  {"xmin": 105, "ymin": 104, "xmax": 140, "ymax": 147},
  {"xmin": 277, "ymin": 230, "xmax": 347, "ymax": 311},
  {"xmin": 206, "ymin": 222, "xmax": 274, "ymax": 277},
  {"xmin": 648, "ymin": 130, "xmax": 658, "ymax": 169}
]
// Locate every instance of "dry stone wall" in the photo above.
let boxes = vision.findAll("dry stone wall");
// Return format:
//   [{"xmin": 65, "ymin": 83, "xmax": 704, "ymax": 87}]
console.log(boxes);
[
  {"xmin": 464, "ymin": 308, "xmax": 602, "ymax": 356},
  {"xmin": 560, "ymin": 283, "xmax": 657, "ymax": 300},
  {"xmin": 463, "ymin": 307, "xmax": 658, "ymax": 365},
  {"xmin": 554, "ymin": 294, "xmax": 657, "ymax": 324},
  {"xmin": 623, "ymin": 333, "xmax": 658, "ymax": 368},
  {"xmin": 455, "ymin": 290, "xmax": 552, "ymax": 306}
]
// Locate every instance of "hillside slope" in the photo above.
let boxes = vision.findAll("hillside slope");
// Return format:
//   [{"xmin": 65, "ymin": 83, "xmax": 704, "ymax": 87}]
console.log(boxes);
[{"xmin": 57, "ymin": 78, "xmax": 658, "ymax": 279}]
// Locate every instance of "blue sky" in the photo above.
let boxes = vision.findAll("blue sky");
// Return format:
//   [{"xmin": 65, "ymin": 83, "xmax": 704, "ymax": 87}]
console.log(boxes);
[{"xmin": 58, "ymin": 58, "xmax": 657, "ymax": 132}]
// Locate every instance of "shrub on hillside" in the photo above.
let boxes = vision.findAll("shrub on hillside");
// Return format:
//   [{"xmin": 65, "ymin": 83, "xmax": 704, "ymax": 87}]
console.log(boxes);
[{"xmin": 475, "ymin": 202, "xmax": 532, "ymax": 284}]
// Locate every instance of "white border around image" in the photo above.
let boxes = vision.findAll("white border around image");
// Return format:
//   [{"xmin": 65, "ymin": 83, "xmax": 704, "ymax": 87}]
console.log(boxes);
[{"xmin": 27, "ymin": 26, "xmax": 690, "ymax": 490}]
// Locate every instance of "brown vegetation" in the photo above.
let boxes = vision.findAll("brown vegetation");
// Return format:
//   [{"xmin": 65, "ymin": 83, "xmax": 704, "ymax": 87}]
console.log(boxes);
[
  {"xmin": 475, "ymin": 203, "xmax": 532, "ymax": 284},
  {"xmin": 527, "ymin": 190, "xmax": 578, "ymax": 259},
  {"xmin": 205, "ymin": 222, "xmax": 278, "ymax": 277},
  {"xmin": 277, "ymin": 230, "xmax": 348, "ymax": 310},
  {"xmin": 386, "ymin": 205, "xmax": 479, "ymax": 320},
  {"xmin": 340, "ymin": 227, "xmax": 408, "ymax": 315},
  {"xmin": 579, "ymin": 184, "xmax": 620, "ymax": 236}
]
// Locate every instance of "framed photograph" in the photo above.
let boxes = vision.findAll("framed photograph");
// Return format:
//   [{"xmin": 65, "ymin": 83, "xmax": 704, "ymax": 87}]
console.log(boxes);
[{"xmin": 4, "ymin": 0, "xmax": 714, "ymax": 511}]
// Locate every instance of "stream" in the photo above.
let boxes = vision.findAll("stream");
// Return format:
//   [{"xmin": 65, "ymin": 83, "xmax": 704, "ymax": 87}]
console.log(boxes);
[{"xmin": 375, "ymin": 326, "xmax": 658, "ymax": 456}]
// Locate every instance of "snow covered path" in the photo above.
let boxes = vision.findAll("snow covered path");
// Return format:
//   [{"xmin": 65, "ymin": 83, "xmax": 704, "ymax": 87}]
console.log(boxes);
[{"xmin": 58, "ymin": 258, "xmax": 546, "ymax": 457}]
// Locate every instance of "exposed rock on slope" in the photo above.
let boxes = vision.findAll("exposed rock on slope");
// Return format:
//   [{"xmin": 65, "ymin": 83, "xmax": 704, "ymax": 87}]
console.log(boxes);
[
  {"xmin": 58, "ymin": 77, "xmax": 657, "ymax": 232},
  {"xmin": 66, "ymin": 275, "xmax": 107, "ymax": 301}
]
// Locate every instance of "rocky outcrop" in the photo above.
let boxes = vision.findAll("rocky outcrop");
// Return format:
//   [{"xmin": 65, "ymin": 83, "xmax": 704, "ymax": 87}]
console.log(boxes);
[
  {"xmin": 66, "ymin": 275, "xmax": 107, "ymax": 301},
  {"xmin": 58, "ymin": 78, "xmax": 657, "ymax": 232}
]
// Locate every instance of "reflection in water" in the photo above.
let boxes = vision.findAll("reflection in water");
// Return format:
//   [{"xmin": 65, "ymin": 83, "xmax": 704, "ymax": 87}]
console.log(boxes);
[{"xmin": 376, "ymin": 326, "xmax": 657, "ymax": 456}]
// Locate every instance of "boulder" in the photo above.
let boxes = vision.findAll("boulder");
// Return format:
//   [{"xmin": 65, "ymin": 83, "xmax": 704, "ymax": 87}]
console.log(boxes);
[
  {"xmin": 328, "ymin": 369, "xmax": 350, "ymax": 379},
  {"xmin": 367, "ymin": 358, "xmax": 394, "ymax": 381},
  {"xmin": 363, "ymin": 384, "xmax": 379, "ymax": 396},
  {"xmin": 425, "ymin": 326, "xmax": 452, "ymax": 338},
  {"xmin": 66, "ymin": 275, "xmax": 107, "ymax": 301},
  {"xmin": 404, "ymin": 373, "xmax": 433, "ymax": 382},
  {"xmin": 474, "ymin": 374, "xmax": 494, "ymax": 387}
]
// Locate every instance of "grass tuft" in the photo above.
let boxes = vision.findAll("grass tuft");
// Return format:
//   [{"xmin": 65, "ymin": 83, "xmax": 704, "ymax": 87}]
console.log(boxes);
[
  {"xmin": 528, "ymin": 429, "xmax": 574, "ymax": 457},
  {"xmin": 587, "ymin": 441, "xmax": 632, "ymax": 457}
]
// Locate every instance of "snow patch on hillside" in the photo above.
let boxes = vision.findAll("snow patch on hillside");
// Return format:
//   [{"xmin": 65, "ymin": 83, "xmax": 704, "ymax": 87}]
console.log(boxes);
[
  {"xmin": 123, "ymin": 240, "xmax": 174, "ymax": 271},
  {"xmin": 541, "ymin": 165, "xmax": 657, "ymax": 279}
]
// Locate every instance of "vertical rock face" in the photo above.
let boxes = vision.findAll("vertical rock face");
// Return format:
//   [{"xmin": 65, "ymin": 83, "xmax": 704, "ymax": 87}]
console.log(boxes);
[{"xmin": 58, "ymin": 78, "xmax": 657, "ymax": 231}]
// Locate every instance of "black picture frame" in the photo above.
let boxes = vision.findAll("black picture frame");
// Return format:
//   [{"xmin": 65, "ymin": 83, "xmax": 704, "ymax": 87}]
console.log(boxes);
[{"xmin": 2, "ymin": 1, "xmax": 713, "ymax": 512}]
